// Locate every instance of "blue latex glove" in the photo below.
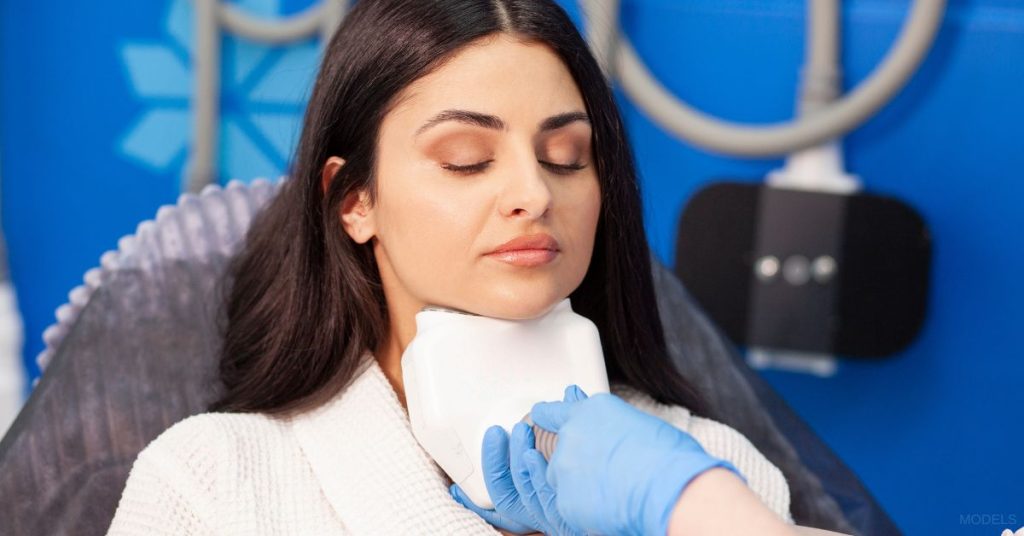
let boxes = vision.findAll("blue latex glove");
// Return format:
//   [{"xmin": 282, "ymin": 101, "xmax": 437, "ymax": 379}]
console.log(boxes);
[
  {"xmin": 450, "ymin": 425, "xmax": 539, "ymax": 534},
  {"xmin": 450, "ymin": 386, "xmax": 585, "ymax": 535},
  {"xmin": 507, "ymin": 389, "xmax": 586, "ymax": 536},
  {"xmin": 530, "ymin": 386, "xmax": 746, "ymax": 536}
]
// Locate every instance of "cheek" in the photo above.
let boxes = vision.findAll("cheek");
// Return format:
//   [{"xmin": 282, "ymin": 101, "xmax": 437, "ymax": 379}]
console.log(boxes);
[
  {"xmin": 568, "ymin": 176, "xmax": 602, "ymax": 245},
  {"xmin": 555, "ymin": 175, "xmax": 602, "ymax": 278},
  {"xmin": 585, "ymin": 180, "xmax": 602, "ymax": 229},
  {"xmin": 376, "ymin": 169, "xmax": 485, "ymax": 292}
]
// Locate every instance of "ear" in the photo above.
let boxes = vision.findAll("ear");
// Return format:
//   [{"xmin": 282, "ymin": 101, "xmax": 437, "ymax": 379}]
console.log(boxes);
[
  {"xmin": 339, "ymin": 188, "xmax": 376, "ymax": 245},
  {"xmin": 321, "ymin": 156, "xmax": 376, "ymax": 245},
  {"xmin": 321, "ymin": 156, "xmax": 346, "ymax": 195}
]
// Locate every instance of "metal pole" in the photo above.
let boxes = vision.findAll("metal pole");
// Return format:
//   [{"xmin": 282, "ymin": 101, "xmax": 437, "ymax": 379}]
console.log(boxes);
[{"xmin": 189, "ymin": 0, "xmax": 221, "ymax": 193}]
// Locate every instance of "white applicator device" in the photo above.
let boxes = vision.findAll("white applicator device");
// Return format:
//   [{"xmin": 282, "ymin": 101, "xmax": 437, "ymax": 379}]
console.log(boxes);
[{"xmin": 401, "ymin": 297, "xmax": 610, "ymax": 509}]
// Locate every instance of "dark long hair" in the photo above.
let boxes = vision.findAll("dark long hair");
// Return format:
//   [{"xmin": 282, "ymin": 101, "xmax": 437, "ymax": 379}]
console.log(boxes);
[{"xmin": 209, "ymin": 0, "xmax": 709, "ymax": 419}]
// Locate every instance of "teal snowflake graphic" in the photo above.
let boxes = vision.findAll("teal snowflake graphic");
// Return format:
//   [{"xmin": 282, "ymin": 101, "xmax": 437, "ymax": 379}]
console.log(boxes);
[{"xmin": 117, "ymin": 0, "xmax": 321, "ymax": 189}]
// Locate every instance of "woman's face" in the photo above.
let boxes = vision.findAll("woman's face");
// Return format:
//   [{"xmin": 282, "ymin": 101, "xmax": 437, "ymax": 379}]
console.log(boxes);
[{"xmin": 335, "ymin": 34, "xmax": 601, "ymax": 321}]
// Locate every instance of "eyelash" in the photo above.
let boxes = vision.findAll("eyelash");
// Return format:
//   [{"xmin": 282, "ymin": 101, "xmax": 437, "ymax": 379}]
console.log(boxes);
[{"xmin": 441, "ymin": 160, "xmax": 587, "ymax": 176}]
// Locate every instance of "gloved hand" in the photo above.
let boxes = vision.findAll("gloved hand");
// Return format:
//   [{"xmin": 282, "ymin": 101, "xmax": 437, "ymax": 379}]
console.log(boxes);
[
  {"xmin": 529, "ymin": 386, "xmax": 746, "ymax": 536},
  {"xmin": 449, "ymin": 387, "xmax": 585, "ymax": 535},
  {"xmin": 507, "ymin": 389, "xmax": 587, "ymax": 536}
]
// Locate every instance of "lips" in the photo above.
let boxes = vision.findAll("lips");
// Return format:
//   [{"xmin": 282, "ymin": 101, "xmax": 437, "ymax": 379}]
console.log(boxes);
[{"xmin": 487, "ymin": 233, "xmax": 560, "ymax": 254}]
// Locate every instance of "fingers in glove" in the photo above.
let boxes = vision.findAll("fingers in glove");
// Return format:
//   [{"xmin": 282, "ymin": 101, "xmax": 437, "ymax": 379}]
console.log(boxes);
[
  {"xmin": 481, "ymin": 425, "xmax": 521, "ymax": 509},
  {"xmin": 531, "ymin": 385, "xmax": 590, "ymax": 433},
  {"xmin": 563, "ymin": 385, "xmax": 589, "ymax": 402},
  {"xmin": 510, "ymin": 423, "xmax": 553, "ymax": 534},
  {"xmin": 450, "ymin": 484, "xmax": 535, "ymax": 534},
  {"xmin": 530, "ymin": 400, "xmax": 573, "ymax": 433},
  {"xmin": 524, "ymin": 449, "xmax": 583, "ymax": 536},
  {"xmin": 523, "ymin": 450, "xmax": 559, "ymax": 519}
]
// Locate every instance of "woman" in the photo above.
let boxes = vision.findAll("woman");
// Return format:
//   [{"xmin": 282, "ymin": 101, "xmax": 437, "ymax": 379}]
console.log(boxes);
[{"xmin": 107, "ymin": 0, "xmax": 794, "ymax": 534}]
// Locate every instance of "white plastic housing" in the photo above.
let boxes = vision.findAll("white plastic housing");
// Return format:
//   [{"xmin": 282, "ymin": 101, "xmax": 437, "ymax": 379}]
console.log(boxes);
[{"xmin": 401, "ymin": 297, "xmax": 609, "ymax": 509}]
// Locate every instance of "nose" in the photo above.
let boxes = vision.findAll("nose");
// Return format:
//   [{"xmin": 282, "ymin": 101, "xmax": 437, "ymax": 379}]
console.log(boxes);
[{"xmin": 497, "ymin": 151, "xmax": 554, "ymax": 220}]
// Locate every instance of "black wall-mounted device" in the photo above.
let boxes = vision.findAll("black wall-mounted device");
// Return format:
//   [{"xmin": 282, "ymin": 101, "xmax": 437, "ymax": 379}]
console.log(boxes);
[{"xmin": 674, "ymin": 182, "xmax": 932, "ymax": 357}]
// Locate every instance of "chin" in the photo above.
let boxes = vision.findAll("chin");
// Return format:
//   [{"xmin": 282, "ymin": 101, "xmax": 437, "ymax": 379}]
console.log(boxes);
[{"xmin": 471, "ymin": 292, "xmax": 565, "ymax": 320}]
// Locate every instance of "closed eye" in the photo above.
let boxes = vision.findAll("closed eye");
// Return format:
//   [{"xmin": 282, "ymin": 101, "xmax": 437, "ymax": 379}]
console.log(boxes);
[
  {"xmin": 441, "ymin": 160, "xmax": 587, "ymax": 175},
  {"xmin": 441, "ymin": 160, "xmax": 494, "ymax": 174}
]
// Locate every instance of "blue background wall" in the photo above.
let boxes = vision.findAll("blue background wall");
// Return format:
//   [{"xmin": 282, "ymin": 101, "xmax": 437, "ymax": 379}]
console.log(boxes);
[{"xmin": 2, "ymin": 1, "xmax": 1021, "ymax": 534}]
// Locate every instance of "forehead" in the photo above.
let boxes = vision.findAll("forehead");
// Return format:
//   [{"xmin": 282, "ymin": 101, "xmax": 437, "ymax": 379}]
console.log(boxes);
[{"xmin": 386, "ymin": 34, "xmax": 585, "ymax": 127}]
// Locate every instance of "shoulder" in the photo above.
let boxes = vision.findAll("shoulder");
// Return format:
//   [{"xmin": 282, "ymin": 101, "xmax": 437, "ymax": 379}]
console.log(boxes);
[
  {"xmin": 137, "ymin": 411, "xmax": 291, "ymax": 465},
  {"xmin": 612, "ymin": 385, "xmax": 794, "ymax": 524},
  {"xmin": 108, "ymin": 412, "xmax": 300, "ymax": 534},
  {"xmin": 122, "ymin": 411, "xmax": 298, "ymax": 507},
  {"xmin": 136, "ymin": 410, "xmax": 299, "ymax": 482}
]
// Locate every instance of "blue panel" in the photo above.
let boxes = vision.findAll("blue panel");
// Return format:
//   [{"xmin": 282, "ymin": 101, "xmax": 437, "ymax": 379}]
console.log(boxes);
[{"xmin": 1, "ymin": 0, "xmax": 182, "ymax": 387}]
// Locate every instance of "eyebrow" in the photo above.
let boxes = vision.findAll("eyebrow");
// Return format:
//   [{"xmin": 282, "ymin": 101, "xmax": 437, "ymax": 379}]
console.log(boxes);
[{"xmin": 415, "ymin": 109, "xmax": 590, "ymax": 136}]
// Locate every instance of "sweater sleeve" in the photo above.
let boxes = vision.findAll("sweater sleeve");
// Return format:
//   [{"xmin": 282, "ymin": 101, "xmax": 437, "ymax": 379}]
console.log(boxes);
[
  {"xmin": 106, "ymin": 417, "xmax": 222, "ymax": 535},
  {"xmin": 686, "ymin": 415, "xmax": 795, "ymax": 525}
]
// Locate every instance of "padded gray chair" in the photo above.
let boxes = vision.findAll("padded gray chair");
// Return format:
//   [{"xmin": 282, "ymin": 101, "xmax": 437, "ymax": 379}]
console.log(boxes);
[{"xmin": 0, "ymin": 180, "xmax": 899, "ymax": 535}]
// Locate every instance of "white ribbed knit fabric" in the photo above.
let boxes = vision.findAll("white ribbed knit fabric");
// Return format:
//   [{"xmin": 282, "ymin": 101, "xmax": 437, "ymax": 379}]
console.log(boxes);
[{"xmin": 106, "ymin": 351, "xmax": 792, "ymax": 535}]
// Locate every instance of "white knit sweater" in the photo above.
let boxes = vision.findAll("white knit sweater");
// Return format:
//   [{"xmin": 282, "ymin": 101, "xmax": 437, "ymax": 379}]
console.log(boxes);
[{"xmin": 106, "ymin": 351, "xmax": 792, "ymax": 535}]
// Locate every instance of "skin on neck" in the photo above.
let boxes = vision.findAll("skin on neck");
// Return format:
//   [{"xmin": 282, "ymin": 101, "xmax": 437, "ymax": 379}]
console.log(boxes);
[
  {"xmin": 374, "ymin": 317, "xmax": 413, "ymax": 410},
  {"xmin": 373, "ymin": 234, "xmax": 422, "ymax": 409}
]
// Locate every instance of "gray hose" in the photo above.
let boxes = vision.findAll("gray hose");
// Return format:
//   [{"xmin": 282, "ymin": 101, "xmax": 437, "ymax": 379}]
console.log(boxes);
[
  {"xmin": 219, "ymin": 1, "xmax": 344, "ymax": 44},
  {"xmin": 187, "ymin": 0, "xmax": 350, "ymax": 193},
  {"xmin": 802, "ymin": 0, "xmax": 841, "ymax": 115},
  {"xmin": 579, "ymin": 0, "xmax": 946, "ymax": 157}
]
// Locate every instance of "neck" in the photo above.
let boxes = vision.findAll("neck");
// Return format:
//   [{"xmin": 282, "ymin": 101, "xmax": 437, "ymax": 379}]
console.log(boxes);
[
  {"xmin": 376, "ymin": 330, "xmax": 410, "ymax": 410},
  {"xmin": 372, "ymin": 239, "xmax": 427, "ymax": 411}
]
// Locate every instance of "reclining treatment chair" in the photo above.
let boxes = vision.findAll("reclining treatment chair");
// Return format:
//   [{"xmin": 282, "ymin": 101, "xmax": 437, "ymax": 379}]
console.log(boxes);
[{"xmin": 0, "ymin": 180, "xmax": 900, "ymax": 535}]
